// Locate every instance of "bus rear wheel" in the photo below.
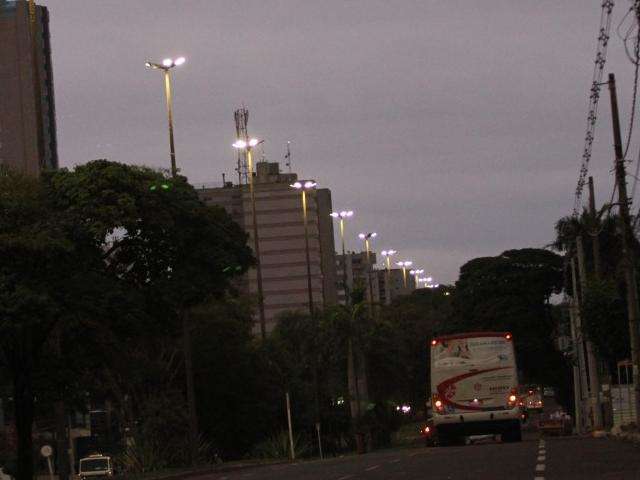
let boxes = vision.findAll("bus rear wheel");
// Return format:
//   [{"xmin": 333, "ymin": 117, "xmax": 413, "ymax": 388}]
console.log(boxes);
[{"xmin": 502, "ymin": 423, "xmax": 522, "ymax": 442}]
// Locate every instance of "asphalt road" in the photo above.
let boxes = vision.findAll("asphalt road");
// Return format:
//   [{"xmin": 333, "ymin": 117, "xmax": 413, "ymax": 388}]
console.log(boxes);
[{"xmin": 192, "ymin": 432, "xmax": 640, "ymax": 480}]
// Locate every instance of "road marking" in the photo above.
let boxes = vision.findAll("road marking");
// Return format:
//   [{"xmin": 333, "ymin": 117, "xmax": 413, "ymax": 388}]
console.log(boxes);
[
  {"xmin": 539, "ymin": 448, "xmax": 546, "ymax": 454},
  {"xmin": 365, "ymin": 465, "xmax": 380, "ymax": 471},
  {"xmin": 534, "ymin": 477, "xmax": 545, "ymax": 480},
  {"xmin": 537, "ymin": 455, "xmax": 546, "ymax": 462},
  {"xmin": 336, "ymin": 476, "xmax": 354, "ymax": 480},
  {"xmin": 536, "ymin": 464, "xmax": 546, "ymax": 472},
  {"xmin": 389, "ymin": 459, "xmax": 401, "ymax": 464}
]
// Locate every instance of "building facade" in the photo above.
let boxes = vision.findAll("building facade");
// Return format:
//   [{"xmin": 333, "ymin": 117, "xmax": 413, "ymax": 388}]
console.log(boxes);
[
  {"xmin": 0, "ymin": 0, "xmax": 58, "ymax": 174},
  {"xmin": 377, "ymin": 267, "xmax": 416, "ymax": 305},
  {"xmin": 335, "ymin": 251, "xmax": 380, "ymax": 305},
  {"xmin": 198, "ymin": 162, "xmax": 338, "ymax": 332}
]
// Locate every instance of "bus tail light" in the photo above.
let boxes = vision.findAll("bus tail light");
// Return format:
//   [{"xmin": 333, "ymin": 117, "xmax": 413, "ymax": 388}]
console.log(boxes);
[
  {"xmin": 432, "ymin": 394, "xmax": 444, "ymax": 412},
  {"xmin": 507, "ymin": 388, "xmax": 518, "ymax": 407}
]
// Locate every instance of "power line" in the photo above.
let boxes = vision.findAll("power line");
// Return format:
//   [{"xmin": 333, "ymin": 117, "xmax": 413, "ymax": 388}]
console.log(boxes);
[{"xmin": 573, "ymin": 0, "xmax": 615, "ymax": 217}]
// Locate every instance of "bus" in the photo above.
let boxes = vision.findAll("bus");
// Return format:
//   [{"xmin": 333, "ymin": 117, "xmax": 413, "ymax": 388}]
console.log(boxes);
[{"xmin": 430, "ymin": 332, "xmax": 522, "ymax": 444}]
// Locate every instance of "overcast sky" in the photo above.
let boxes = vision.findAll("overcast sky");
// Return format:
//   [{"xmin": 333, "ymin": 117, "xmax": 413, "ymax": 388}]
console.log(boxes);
[{"xmin": 40, "ymin": 0, "xmax": 640, "ymax": 284}]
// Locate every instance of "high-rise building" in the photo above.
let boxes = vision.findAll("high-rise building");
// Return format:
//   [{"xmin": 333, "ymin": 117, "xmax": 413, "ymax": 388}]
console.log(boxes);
[
  {"xmin": 0, "ymin": 0, "xmax": 58, "ymax": 174},
  {"xmin": 197, "ymin": 162, "xmax": 338, "ymax": 332}
]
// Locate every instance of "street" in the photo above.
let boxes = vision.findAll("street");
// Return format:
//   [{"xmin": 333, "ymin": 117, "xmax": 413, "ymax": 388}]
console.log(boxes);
[{"xmin": 192, "ymin": 433, "xmax": 640, "ymax": 480}]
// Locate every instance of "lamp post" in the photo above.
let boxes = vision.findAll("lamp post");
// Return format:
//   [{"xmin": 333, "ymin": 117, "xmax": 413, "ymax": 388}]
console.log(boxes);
[
  {"xmin": 233, "ymin": 138, "xmax": 267, "ymax": 339},
  {"xmin": 330, "ymin": 210, "xmax": 354, "ymax": 305},
  {"xmin": 380, "ymin": 250, "xmax": 396, "ymax": 305},
  {"xmin": 147, "ymin": 56, "xmax": 199, "ymax": 464},
  {"xmin": 396, "ymin": 260, "xmax": 413, "ymax": 289},
  {"xmin": 409, "ymin": 269, "xmax": 424, "ymax": 289},
  {"xmin": 358, "ymin": 232, "xmax": 377, "ymax": 309},
  {"xmin": 145, "ymin": 56, "xmax": 186, "ymax": 177},
  {"xmin": 291, "ymin": 180, "xmax": 323, "ymax": 459}
]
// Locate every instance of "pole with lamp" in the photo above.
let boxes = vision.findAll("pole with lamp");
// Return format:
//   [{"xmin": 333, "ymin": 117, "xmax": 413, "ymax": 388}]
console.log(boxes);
[
  {"xmin": 233, "ymin": 137, "xmax": 268, "ymax": 340},
  {"xmin": 330, "ymin": 210, "xmax": 354, "ymax": 304},
  {"xmin": 380, "ymin": 250, "xmax": 397, "ymax": 306},
  {"xmin": 146, "ymin": 56, "xmax": 200, "ymax": 462},
  {"xmin": 358, "ymin": 232, "xmax": 377, "ymax": 311},
  {"xmin": 145, "ymin": 57, "xmax": 186, "ymax": 177},
  {"xmin": 396, "ymin": 260, "xmax": 413, "ymax": 289},
  {"xmin": 409, "ymin": 269, "xmax": 424, "ymax": 290},
  {"xmin": 291, "ymin": 180, "xmax": 324, "ymax": 459}
]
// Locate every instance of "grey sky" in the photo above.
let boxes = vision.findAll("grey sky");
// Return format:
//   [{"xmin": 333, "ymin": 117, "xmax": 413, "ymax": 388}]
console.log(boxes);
[{"xmin": 40, "ymin": 0, "xmax": 640, "ymax": 284}]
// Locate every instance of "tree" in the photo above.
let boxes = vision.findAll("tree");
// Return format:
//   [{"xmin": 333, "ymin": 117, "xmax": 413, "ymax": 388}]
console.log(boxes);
[
  {"xmin": 0, "ymin": 161, "xmax": 254, "ymax": 478},
  {"xmin": 451, "ymin": 249, "xmax": 566, "ymax": 387}
]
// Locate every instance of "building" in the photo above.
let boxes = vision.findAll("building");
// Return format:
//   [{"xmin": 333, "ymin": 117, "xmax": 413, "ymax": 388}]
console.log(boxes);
[
  {"xmin": 377, "ymin": 267, "xmax": 416, "ymax": 305},
  {"xmin": 335, "ymin": 251, "xmax": 380, "ymax": 305},
  {"xmin": 197, "ymin": 162, "xmax": 338, "ymax": 332},
  {"xmin": 0, "ymin": 0, "xmax": 58, "ymax": 174}
]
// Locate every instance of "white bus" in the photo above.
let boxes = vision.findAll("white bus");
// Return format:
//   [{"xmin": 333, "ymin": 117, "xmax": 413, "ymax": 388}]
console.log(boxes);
[{"xmin": 430, "ymin": 332, "xmax": 522, "ymax": 444}]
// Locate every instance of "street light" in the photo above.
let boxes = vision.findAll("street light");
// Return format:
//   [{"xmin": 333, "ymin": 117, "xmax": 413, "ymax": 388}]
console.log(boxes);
[
  {"xmin": 291, "ymin": 179, "xmax": 323, "ymax": 459},
  {"xmin": 233, "ymin": 137, "xmax": 267, "ymax": 339},
  {"xmin": 330, "ymin": 210, "xmax": 354, "ymax": 304},
  {"xmin": 145, "ymin": 56, "xmax": 186, "ymax": 177},
  {"xmin": 380, "ymin": 249, "xmax": 397, "ymax": 305},
  {"xmin": 358, "ymin": 232, "xmax": 377, "ymax": 308},
  {"xmin": 409, "ymin": 269, "xmax": 424, "ymax": 289},
  {"xmin": 396, "ymin": 260, "xmax": 413, "ymax": 288}
]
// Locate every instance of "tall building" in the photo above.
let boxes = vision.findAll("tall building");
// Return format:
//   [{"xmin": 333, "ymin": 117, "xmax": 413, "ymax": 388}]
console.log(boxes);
[
  {"xmin": 0, "ymin": 0, "xmax": 58, "ymax": 174},
  {"xmin": 197, "ymin": 162, "xmax": 338, "ymax": 332}
]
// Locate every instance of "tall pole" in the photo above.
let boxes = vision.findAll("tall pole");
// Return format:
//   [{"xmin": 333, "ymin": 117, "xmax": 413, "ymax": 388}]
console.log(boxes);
[
  {"xmin": 385, "ymin": 256, "xmax": 392, "ymax": 306},
  {"xmin": 339, "ymin": 218, "xmax": 349, "ymax": 305},
  {"xmin": 571, "ymin": 257, "xmax": 590, "ymax": 432},
  {"xmin": 568, "ymin": 298, "xmax": 584, "ymax": 434},
  {"xmin": 364, "ymin": 239, "xmax": 375, "ymax": 312},
  {"xmin": 246, "ymin": 147, "xmax": 267, "ymax": 339},
  {"xmin": 402, "ymin": 267, "xmax": 408, "ymax": 288},
  {"xmin": 28, "ymin": 0, "xmax": 44, "ymax": 171},
  {"xmin": 576, "ymin": 235, "xmax": 603, "ymax": 429},
  {"xmin": 301, "ymin": 189, "xmax": 323, "ymax": 459},
  {"xmin": 163, "ymin": 70, "xmax": 177, "ymax": 177},
  {"xmin": 608, "ymin": 72, "xmax": 640, "ymax": 425},
  {"xmin": 162, "ymin": 66, "xmax": 197, "ymax": 459},
  {"xmin": 588, "ymin": 177, "xmax": 602, "ymax": 278}
]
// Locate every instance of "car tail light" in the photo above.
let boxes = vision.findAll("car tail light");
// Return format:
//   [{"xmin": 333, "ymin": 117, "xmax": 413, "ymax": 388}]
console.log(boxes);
[
  {"xmin": 431, "ymin": 339, "xmax": 438, "ymax": 346},
  {"xmin": 507, "ymin": 388, "xmax": 518, "ymax": 406},
  {"xmin": 505, "ymin": 333, "xmax": 512, "ymax": 340},
  {"xmin": 432, "ymin": 394, "xmax": 444, "ymax": 412}
]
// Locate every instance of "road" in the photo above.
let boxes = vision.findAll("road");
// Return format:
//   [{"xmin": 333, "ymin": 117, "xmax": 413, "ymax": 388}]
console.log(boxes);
[{"xmin": 192, "ymin": 432, "xmax": 640, "ymax": 480}]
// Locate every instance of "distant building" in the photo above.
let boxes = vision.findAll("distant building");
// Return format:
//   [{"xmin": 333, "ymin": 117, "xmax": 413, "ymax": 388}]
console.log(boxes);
[
  {"xmin": 377, "ymin": 268, "xmax": 416, "ymax": 305},
  {"xmin": 335, "ymin": 251, "xmax": 380, "ymax": 305},
  {"xmin": 197, "ymin": 162, "xmax": 338, "ymax": 332},
  {"xmin": 0, "ymin": 0, "xmax": 58, "ymax": 174}
]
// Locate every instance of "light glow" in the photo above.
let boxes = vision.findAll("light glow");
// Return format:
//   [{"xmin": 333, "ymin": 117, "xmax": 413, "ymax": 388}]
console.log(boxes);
[
  {"xmin": 174, "ymin": 56, "xmax": 186, "ymax": 66},
  {"xmin": 358, "ymin": 233, "xmax": 366, "ymax": 239},
  {"xmin": 232, "ymin": 140, "xmax": 247, "ymax": 149},
  {"xmin": 248, "ymin": 138, "xmax": 260, "ymax": 147},
  {"xmin": 290, "ymin": 182, "xmax": 302, "ymax": 189},
  {"xmin": 162, "ymin": 58, "xmax": 173, "ymax": 67},
  {"xmin": 304, "ymin": 181, "xmax": 317, "ymax": 189}
]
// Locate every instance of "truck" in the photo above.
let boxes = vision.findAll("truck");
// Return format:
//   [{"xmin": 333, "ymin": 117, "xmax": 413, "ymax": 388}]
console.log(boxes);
[
  {"xmin": 78, "ymin": 454, "xmax": 114, "ymax": 480},
  {"xmin": 430, "ymin": 332, "xmax": 522, "ymax": 445}
]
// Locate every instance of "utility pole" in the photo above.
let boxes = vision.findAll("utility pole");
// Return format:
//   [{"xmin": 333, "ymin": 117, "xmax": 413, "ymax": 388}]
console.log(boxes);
[
  {"xmin": 571, "ymin": 257, "xmax": 590, "ymax": 432},
  {"xmin": 608, "ymin": 72, "xmax": 640, "ymax": 425},
  {"xmin": 568, "ymin": 298, "xmax": 584, "ymax": 434},
  {"xmin": 576, "ymin": 235, "xmax": 603, "ymax": 429}
]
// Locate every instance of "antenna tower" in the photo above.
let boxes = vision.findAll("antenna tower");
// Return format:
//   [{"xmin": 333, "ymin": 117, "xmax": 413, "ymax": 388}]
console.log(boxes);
[
  {"xmin": 285, "ymin": 141, "xmax": 292, "ymax": 172},
  {"xmin": 234, "ymin": 107, "xmax": 249, "ymax": 185}
]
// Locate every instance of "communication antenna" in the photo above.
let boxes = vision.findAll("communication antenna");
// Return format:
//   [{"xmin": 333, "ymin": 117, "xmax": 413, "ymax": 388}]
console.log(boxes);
[
  {"xmin": 284, "ymin": 141, "xmax": 292, "ymax": 172},
  {"xmin": 234, "ymin": 107, "xmax": 249, "ymax": 185}
]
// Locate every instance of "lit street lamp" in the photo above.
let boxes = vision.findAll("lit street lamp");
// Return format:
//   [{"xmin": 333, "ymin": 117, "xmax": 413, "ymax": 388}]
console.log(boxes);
[
  {"xmin": 380, "ymin": 249, "xmax": 397, "ymax": 305},
  {"xmin": 330, "ymin": 210, "xmax": 354, "ymax": 304},
  {"xmin": 291, "ymin": 180, "xmax": 323, "ymax": 459},
  {"xmin": 358, "ymin": 232, "xmax": 377, "ymax": 308},
  {"xmin": 396, "ymin": 260, "xmax": 413, "ymax": 288},
  {"xmin": 233, "ymin": 137, "xmax": 267, "ymax": 339},
  {"xmin": 145, "ymin": 56, "xmax": 186, "ymax": 177},
  {"xmin": 409, "ymin": 269, "xmax": 424, "ymax": 288}
]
